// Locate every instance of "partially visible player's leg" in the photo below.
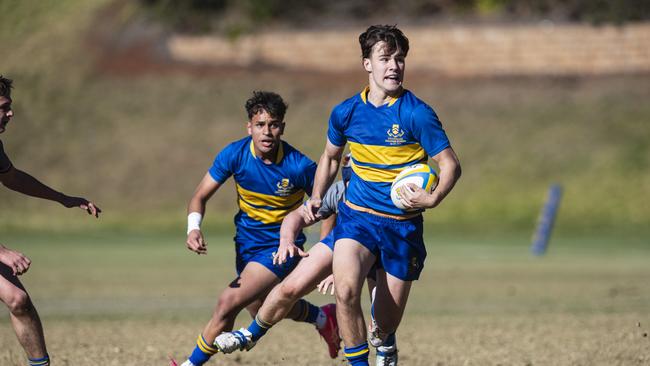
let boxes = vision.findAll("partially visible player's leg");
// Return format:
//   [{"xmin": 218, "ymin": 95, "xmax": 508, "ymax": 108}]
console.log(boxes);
[
  {"xmin": 0, "ymin": 264, "xmax": 49, "ymax": 365},
  {"xmin": 333, "ymin": 238, "xmax": 376, "ymax": 365},
  {"xmin": 372, "ymin": 271, "xmax": 411, "ymax": 336},
  {"xmin": 370, "ymin": 214, "xmax": 424, "ymax": 366},
  {"xmin": 183, "ymin": 262, "xmax": 280, "ymax": 366},
  {"xmin": 261, "ymin": 243, "xmax": 339, "ymax": 356},
  {"xmin": 260, "ymin": 242, "xmax": 333, "ymax": 324},
  {"xmin": 370, "ymin": 270, "xmax": 411, "ymax": 366},
  {"xmin": 203, "ymin": 262, "xmax": 280, "ymax": 341},
  {"xmin": 244, "ymin": 297, "xmax": 265, "ymax": 319},
  {"xmin": 217, "ymin": 243, "xmax": 341, "ymax": 357}
]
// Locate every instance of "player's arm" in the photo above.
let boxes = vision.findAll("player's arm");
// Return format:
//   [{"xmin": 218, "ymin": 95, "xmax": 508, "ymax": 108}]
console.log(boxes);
[
  {"xmin": 274, "ymin": 205, "xmax": 313, "ymax": 265},
  {"xmin": 402, "ymin": 147, "xmax": 461, "ymax": 209},
  {"xmin": 305, "ymin": 141, "xmax": 344, "ymax": 222},
  {"xmin": 186, "ymin": 172, "xmax": 221, "ymax": 255},
  {"xmin": 0, "ymin": 166, "xmax": 100, "ymax": 217}
]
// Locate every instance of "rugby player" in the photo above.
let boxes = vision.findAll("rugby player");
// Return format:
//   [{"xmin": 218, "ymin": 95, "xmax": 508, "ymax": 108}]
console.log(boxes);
[
  {"xmin": 0, "ymin": 75, "xmax": 101, "ymax": 366},
  {"xmin": 175, "ymin": 91, "xmax": 338, "ymax": 366},
  {"xmin": 305, "ymin": 25, "xmax": 462, "ymax": 366},
  {"xmin": 214, "ymin": 155, "xmax": 399, "ymax": 364}
]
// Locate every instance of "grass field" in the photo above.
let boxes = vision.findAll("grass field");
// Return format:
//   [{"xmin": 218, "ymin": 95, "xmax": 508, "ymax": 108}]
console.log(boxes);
[
  {"xmin": 1, "ymin": 1, "xmax": 649, "ymax": 365},
  {"xmin": 1, "ymin": 229, "xmax": 648, "ymax": 365}
]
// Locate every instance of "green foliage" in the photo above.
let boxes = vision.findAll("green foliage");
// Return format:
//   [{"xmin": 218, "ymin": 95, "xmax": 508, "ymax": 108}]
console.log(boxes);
[{"xmin": 136, "ymin": 0, "xmax": 650, "ymax": 35}]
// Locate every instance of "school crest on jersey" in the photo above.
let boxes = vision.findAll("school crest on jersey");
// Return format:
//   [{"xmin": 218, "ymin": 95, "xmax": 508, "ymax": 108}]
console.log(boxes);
[
  {"xmin": 275, "ymin": 178, "xmax": 294, "ymax": 196},
  {"xmin": 386, "ymin": 124, "xmax": 406, "ymax": 145}
]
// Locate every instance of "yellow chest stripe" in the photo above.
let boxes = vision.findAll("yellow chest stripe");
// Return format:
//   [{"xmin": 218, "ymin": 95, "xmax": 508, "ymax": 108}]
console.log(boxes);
[
  {"xmin": 349, "ymin": 141, "xmax": 426, "ymax": 166},
  {"xmin": 236, "ymin": 184, "xmax": 304, "ymax": 208},
  {"xmin": 351, "ymin": 162, "xmax": 402, "ymax": 182},
  {"xmin": 239, "ymin": 199, "xmax": 302, "ymax": 224}
]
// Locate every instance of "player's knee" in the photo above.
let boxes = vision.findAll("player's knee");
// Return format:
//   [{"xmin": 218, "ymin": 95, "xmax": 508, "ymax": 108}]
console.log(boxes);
[
  {"xmin": 334, "ymin": 282, "xmax": 360, "ymax": 307},
  {"xmin": 5, "ymin": 289, "xmax": 31, "ymax": 315},
  {"xmin": 214, "ymin": 292, "xmax": 244, "ymax": 319},
  {"xmin": 277, "ymin": 280, "xmax": 302, "ymax": 302}
]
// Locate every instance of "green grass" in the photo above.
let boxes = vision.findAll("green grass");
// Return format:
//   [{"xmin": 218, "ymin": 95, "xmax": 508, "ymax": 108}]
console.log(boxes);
[
  {"xmin": 3, "ymin": 229, "xmax": 648, "ymax": 321},
  {"xmin": 1, "ymin": 230, "xmax": 649, "ymax": 365}
]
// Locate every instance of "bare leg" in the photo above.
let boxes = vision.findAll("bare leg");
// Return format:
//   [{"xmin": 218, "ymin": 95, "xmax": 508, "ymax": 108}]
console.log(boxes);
[
  {"xmin": 366, "ymin": 276, "xmax": 377, "ymax": 302},
  {"xmin": 245, "ymin": 298, "xmax": 265, "ymax": 319},
  {"xmin": 0, "ymin": 264, "xmax": 47, "ymax": 359},
  {"xmin": 373, "ymin": 270, "xmax": 412, "ymax": 334},
  {"xmin": 332, "ymin": 239, "xmax": 376, "ymax": 347},
  {"xmin": 259, "ymin": 243, "xmax": 333, "ymax": 323},
  {"xmin": 201, "ymin": 261, "xmax": 281, "ymax": 344}
]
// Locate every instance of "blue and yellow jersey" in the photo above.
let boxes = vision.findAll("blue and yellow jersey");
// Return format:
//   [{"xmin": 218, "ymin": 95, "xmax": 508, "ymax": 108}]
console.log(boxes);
[
  {"xmin": 327, "ymin": 88, "xmax": 450, "ymax": 215},
  {"xmin": 209, "ymin": 136, "xmax": 317, "ymax": 249}
]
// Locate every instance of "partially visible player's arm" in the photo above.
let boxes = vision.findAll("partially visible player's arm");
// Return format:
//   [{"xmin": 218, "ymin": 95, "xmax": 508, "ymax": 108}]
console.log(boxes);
[
  {"xmin": 274, "ymin": 206, "xmax": 312, "ymax": 265},
  {"xmin": 402, "ymin": 147, "xmax": 461, "ymax": 210},
  {"xmin": 0, "ymin": 166, "xmax": 100, "ymax": 217},
  {"xmin": 305, "ymin": 141, "xmax": 344, "ymax": 222},
  {"xmin": 186, "ymin": 172, "xmax": 221, "ymax": 255},
  {"xmin": 428, "ymin": 147, "xmax": 461, "ymax": 207}
]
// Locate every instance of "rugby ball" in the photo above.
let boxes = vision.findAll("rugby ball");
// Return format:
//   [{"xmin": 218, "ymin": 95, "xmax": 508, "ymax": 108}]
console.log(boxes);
[{"xmin": 390, "ymin": 164, "xmax": 438, "ymax": 211}]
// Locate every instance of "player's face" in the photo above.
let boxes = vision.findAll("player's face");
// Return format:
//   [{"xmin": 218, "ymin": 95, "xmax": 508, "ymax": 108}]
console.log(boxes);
[
  {"xmin": 0, "ymin": 97, "xmax": 14, "ymax": 134},
  {"xmin": 247, "ymin": 109, "xmax": 284, "ymax": 159},
  {"xmin": 363, "ymin": 42, "xmax": 406, "ymax": 96}
]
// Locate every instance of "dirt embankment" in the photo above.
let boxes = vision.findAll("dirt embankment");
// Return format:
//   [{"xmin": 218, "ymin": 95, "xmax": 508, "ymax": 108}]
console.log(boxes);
[{"xmin": 89, "ymin": 3, "xmax": 650, "ymax": 78}]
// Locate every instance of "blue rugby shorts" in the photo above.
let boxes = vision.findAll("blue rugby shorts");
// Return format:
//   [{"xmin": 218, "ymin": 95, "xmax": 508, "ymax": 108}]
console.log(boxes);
[
  {"xmin": 235, "ymin": 243, "xmax": 302, "ymax": 279},
  {"xmin": 332, "ymin": 202, "xmax": 426, "ymax": 281}
]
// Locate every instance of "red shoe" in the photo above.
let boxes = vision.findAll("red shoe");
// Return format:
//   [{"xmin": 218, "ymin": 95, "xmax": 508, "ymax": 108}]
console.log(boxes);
[
  {"xmin": 168, "ymin": 356, "xmax": 179, "ymax": 366},
  {"xmin": 317, "ymin": 303, "xmax": 341, "ymax": 358}
]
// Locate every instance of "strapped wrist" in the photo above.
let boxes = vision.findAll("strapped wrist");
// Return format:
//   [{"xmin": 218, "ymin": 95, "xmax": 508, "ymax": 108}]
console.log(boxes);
[{"xmin": 187, "ymin": 212, "xmax": 203, "ymax": 235}]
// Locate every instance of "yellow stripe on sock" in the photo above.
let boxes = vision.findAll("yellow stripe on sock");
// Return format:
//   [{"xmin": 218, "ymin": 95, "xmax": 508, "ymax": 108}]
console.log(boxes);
[
  {"xmin": 345, "ymin": 348, "xmax": 370, "ymax": 358},
  {"xmin": 197, "ymin": 335, "xmax": 219, "ymax": 354},
  {"xmin": 256, "ymin": 316, "xmax": 273, "ymax": 329}
]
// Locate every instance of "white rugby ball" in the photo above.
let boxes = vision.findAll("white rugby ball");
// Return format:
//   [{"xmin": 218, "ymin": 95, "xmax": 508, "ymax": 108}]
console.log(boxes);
[{"xmin": 390, "ymin": 164, "xmax": 438, "ymax": 211}]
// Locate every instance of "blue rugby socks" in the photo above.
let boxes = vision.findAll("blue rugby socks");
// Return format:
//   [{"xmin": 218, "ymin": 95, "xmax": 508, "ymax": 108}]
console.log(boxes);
[
  {"xmin": 247, "ymin": 298, "xmax": 324, "ymax": 342},
  {"xmin": 292, "ymin": 299, "xmax": 325, "ymax": 328},
  {"xmin": 344, "ymin": 342, "xmax": 370, "ymax": 365},
  {"xmin": 247, "ymin": 315, "xmax": 272, "ymax": 341},
  {"xmin": 188, "ymin": 334, "xmax": 219, "ymax": 366},
  {"xmin": 28, "ymin": 354, "xmax": 49, "ymax": 366}
]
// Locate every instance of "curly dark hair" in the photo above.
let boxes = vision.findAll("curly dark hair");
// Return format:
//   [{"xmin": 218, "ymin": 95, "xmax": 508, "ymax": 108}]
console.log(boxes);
[
  {"xmin": 245, "ymin": 91, "xmax": 288, "ymax": 121},
  {"xmin": 359, "ymin": 25, "xmax": 409, "ymax": 59},
  {"xmin": 0, "ymin": 75, "xmax": 13, "ymax": 98}
]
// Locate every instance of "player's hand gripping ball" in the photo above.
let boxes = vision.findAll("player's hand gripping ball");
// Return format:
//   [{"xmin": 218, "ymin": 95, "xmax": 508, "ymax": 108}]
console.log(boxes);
[{"xmin": 390, "ymin": 164, "xmax": 438, "ymax": 211}]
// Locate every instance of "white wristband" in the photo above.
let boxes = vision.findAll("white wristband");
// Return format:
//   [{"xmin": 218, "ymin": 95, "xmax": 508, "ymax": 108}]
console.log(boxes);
[{"xmin": 187, "ymin": 212, "xmax": 203, "ymax": 235}]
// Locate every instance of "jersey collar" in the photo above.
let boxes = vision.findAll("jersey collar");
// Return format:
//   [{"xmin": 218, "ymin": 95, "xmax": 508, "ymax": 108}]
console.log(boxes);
[
  {"xmin": 359, "ymin": 86, "xmax": 401, "ymax": 107},
  {"xmin": 249, "ymin": 138, "xmax": 284, "ymax": 164}
]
